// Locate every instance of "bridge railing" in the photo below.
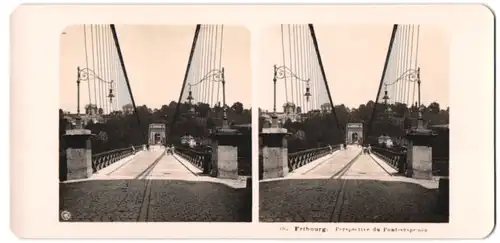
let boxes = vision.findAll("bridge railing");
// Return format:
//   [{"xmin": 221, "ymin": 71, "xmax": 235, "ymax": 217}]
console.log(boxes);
[
  {"xmin": 370, "ymin": 145, "xmax": 406, "ymax": 173},
  {"xmin": 371, "ymin": 145, "xmax": 449, "ymax": 176},
  {"xmin": 432, "ymin": 157, "xmax": 449, "ymax": 177},
  {"xmin": 173, "ymin": 146, "xmax": 211, "ymax": 173},
  {"xmin": 288, "ymin": 145, "xmax": 340, "ymax": 172},
  {"xmin": 92, "ymin": 145, "xmax": 144, "ymax": 173}
]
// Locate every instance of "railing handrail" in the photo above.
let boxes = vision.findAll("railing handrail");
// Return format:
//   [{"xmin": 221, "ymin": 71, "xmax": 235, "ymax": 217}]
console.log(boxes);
[
  {"xmin": 288, "ymin": 144, "xmax": 338, "ymax": 157},
  {"xmin": 371, "ymin": 145, "xmax": 405, "ymax": 156},
  {"xmin": 92, "ymin": 144, "xmax": 143, "ymax": 158},
  {"xmin": 174, "ymin": 146, "xmax": 211, "ymax": 156},
  {"xmin": 288, "ymin": 144, "xmax": 341, "ymax": 172},
  {"xmin": 372, "ymin": 145, "xmax": 449, "ymax": 160},
  {"xmin": 172, "ymin": 144, "xmax": 212, "ymax": 173},
  {"xmin": 88, "ymin": 144, "xmax": 145, "ymax": 174},
  {"xmin": 371, "ymin": 144, "xmax": 449, "ymax": 176}
]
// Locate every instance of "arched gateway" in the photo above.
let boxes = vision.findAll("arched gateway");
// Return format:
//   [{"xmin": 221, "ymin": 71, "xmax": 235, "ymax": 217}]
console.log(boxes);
[
  {"xmin": 346, "ymin": 123, "xmax": 363, "ymax": 144},
  {"xmin": 148, "ymin": 123, "xmax": 166, "ymax": 145}
]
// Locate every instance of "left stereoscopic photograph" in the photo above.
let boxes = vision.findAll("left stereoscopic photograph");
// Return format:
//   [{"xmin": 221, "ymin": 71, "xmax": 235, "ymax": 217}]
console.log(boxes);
[{"xmin": 59, "ymin": 24, "xmax": 252, "ymax": 222}]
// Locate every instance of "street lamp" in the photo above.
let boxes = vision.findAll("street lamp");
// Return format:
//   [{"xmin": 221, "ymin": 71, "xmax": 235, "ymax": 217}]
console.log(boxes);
[
  {"xmin": 76, "ymin": 66, "xmax": 114, "ymax": 128},
  {"xmin": 382, "ymin": 67, "xmax": 421, "ymax": 109},
  {"xmin": 383, "ymin": 67, "xmax": 424, "ymax": 127},
  {"xmin": 272, "ymin": 65, "xmax": 311, "ymax": 127},
  {"xmin": 186, "ymin": 67, "xmax": 229, "ymax": 128}
]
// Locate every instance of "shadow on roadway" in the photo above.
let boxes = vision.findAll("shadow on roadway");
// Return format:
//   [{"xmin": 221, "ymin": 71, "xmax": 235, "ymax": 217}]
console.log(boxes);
[
  {"xmin": 259, "ymin": 178, "xmax": 448, "ymax": 223},
  {"xmin": 60, "ymin": 179, "xmax": 252, "ymax": 222}
]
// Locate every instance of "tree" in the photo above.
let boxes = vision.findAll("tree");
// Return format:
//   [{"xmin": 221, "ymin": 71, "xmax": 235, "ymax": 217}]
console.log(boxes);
[
  {"xmin": 85, "ymin": 104, "xmax": 98, "ymax": 115},
  {"xmin": 259, "ymin": 116, "xmax": 269, "ymax": 131},
  {"xmin": 206, "ymin": 117, "xmax": 216, "ymax": 130},
  {"xmin": 122, "ymin": 103, "xmax": 134, "ymax": 115},
  {"xmin": 428, "ymin": 102, "xmax": 440, "ymax": 114},
  {"xmin": 258, "ymin": 100, "xmax": 449, "ymax": 153},
  {"xmin": 231, "ymin": 102, "xmax": 244, "ymax": 115},
  {"xmin": 283, "ymin": 118, "xmax": 293, "ymax": 131},
  {"xmin": 59, "ymin": 99, "xmax": 252, "ymax": 154},
  {"xmin": 196, "ymin": 103, "xmax": 210, "ymax": 117},
  {"xmin": 59, "ymin": 109, "xmax": 69, "ymax": 138},
  {"xmin": 214, "ymin": 102, "xmax": 223, "ymax": 114}
]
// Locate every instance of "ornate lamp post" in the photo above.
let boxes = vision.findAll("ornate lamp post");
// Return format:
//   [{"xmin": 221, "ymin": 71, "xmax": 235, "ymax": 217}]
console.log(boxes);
[
  {"xmin": 272, "ymin": 65, "xmax": 311, "ymax": 127},
  {"xmin": 186, "ymin": 67, "xmax": 229, "ymax": 129},
  {"xmin": 382, "ymin": 67, "xmax": 421, "ymax": 117},
  {"xmin": 76, "ymin": 66, "xmax": 114, "ymax": 128},
  {"xmin": 186, "ymin": 86, "xmax": 196, "ymax": 115},
  {"xmin": 108, "ymin": 87, "xmax": 115, "ymax": 107},
  {"xmin": 383, "ymin": 67, "xmax": 434, "ymax": 135}
]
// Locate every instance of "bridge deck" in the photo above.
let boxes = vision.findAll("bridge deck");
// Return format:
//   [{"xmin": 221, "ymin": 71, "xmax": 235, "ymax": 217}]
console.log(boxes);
[
  {"xmin": 143, "ymin": 153, "xmax": 198, "ymax": 180},
  {"xmin": 94, "ymin": 150, "xmax": 165, "ymax": 179},
  {"xmin": 60, "ymin": 148, "xmax": 251, "ymax": 222},
  {"xmin": 259, "ymin": 147, "xmax": 446, "ymax": 223},
  {"xmin": 287, "ymin": 146, "xmax": 362, "ymax": 179},
  {"xmin": 342, "ymin": 153, "xmax": 392, "ymax": 179},
  {"xmin": 366, "ymin": 152, "xmax": 398, "ymax": 175}
]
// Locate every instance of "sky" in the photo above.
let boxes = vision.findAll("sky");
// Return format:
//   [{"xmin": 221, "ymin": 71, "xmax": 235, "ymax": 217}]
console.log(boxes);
[
  {"xmin": 60, "ymin": 25, "xmax": 251, "ymax": 113},
  {"xmin": 60, "ymin": 24, "xmax": 449, "ymax": 113},
  {"xmin": 255, "ymin": 24, "xmax": 449, "ymax": 111}
]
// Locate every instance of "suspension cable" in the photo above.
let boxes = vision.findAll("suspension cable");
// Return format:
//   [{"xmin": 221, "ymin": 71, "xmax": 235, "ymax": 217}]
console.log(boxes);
[
  {"xmin": 280, "ymin": 25, "xmax": 289, "ymax": 102},
  {"xmin": 83, "ymin": 25, "xmax": 92, "ymax": 110},
  {"xmin": 169, "ymin": 25, "xmax": 201, "ymax": 138},
  {"xmin": 90, "ymin": 25, "xmax": 97, "ymax": 113}
]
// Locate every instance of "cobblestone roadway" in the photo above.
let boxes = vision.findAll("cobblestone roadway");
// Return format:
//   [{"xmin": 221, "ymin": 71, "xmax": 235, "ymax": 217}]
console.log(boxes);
[
  {"xmin": 60, "ymin": 180, "xmax": 147, "ymax": 222},
  {"xmin": 60, "ymin": 179, "xmax": 251, "ymax": 222},
  {"xmin": 260, "ymin": 179, "xmax": 343, "ymax": 222},
  {"xmin": 259, "ymin": 154, "xmax": 447, "ymax": 223},
  {"xmin": 147, "ymin": 180, "xmax": 252, "ymax": 222},
  {"xmin": 60, "ymin": 152, "xmax": 251, "ymax": 222}
]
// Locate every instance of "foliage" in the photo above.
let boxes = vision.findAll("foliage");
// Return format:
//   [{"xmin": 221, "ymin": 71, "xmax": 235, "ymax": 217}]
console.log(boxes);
[
  {"xmin": 259, "ymin": 101, "xmax": 449, "ymax": 153},
  {"xmin": 59, "ymin": 101, "xmax": 251, "ymax": 154}
]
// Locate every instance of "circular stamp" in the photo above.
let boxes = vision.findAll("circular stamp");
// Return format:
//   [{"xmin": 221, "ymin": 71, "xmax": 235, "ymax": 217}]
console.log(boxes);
[{"xmin": 60, "ymin": 210, "xmax": 72, "ymax": 221}]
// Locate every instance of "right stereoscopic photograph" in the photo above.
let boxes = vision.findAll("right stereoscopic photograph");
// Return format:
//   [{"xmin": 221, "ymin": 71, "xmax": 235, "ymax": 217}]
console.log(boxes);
[{"xmin": 258, "ymin": 24, "xmax": 450, "ymax": 223}]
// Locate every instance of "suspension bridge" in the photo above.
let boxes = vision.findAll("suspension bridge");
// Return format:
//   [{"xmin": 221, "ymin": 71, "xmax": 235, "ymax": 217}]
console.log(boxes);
[
  {"xmin": 259, "ymin": 24, "xmax": 449, "ymax": 222},
  {"xmin": 59, "ymin": 24, "xmax": 251, "ymax": 222}
]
